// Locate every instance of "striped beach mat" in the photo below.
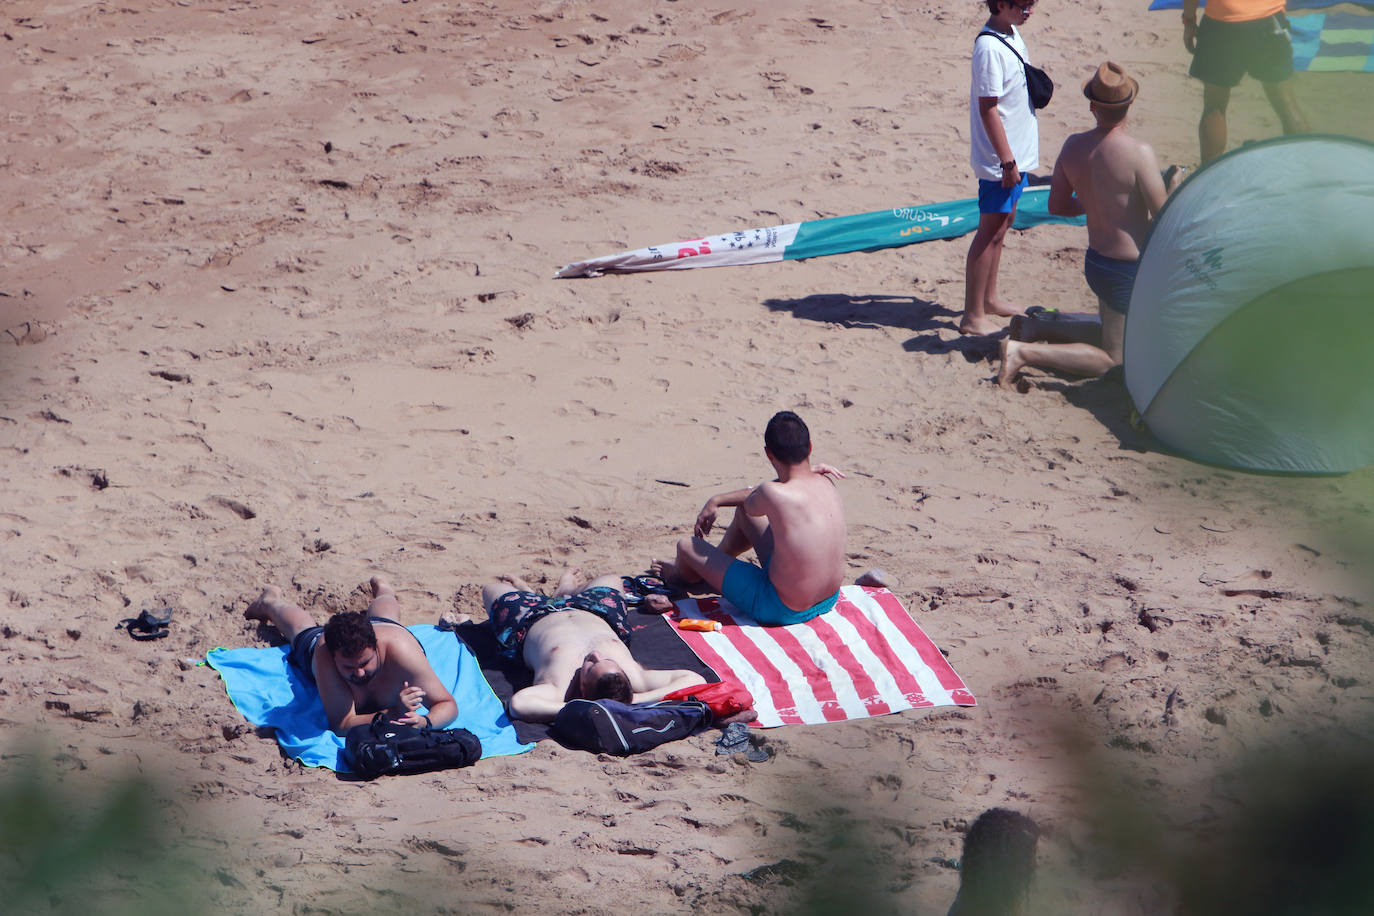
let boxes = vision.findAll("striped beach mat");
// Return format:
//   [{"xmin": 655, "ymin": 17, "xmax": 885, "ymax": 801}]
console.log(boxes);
[
  {"xmin": 670, "ymin": 585, "xmax": 976, "ymax": 728},
  {"xmin": 1290, "ymin": 11, "xmax": 1374, "ymax": 72}
]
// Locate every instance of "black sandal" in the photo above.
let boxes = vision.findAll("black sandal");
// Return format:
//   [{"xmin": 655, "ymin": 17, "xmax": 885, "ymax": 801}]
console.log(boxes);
[{"xmin": 120, "ymin": 607, "xmax": 173, "ymax": 641}]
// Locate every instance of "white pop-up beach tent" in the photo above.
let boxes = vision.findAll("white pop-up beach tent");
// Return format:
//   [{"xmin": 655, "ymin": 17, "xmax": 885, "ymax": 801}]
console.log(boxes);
[{"xmin": 1125, "ymin": 135, "xmax": 1374, "ymax": 474}]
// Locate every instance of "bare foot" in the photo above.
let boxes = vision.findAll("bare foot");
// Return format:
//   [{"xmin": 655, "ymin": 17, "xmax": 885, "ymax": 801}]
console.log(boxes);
[
  {"xmin": 960, "ymin": 315, "xmax": 1004, "ymax": 337},
  {"xmin": 645, "ymin": 593, "xmax": 676, "ymax": 614},
  {"xmin": 370, "ymin": 576, "xmax": 395, "ymax": 599},
  {"xmin": 997, "ymin": 338, "xmax": 1029, "ymax": 389},
  {"xmin": 986, "ymin": 300, "xmax": 1021, "ymax": 318},
  {"xmin": 554, "ymin": 566, "xmax": 584, "ymax": 597},
  {"xmin": 649, "ymin": 558, "xmax": 681, "ymax": 585},
  {"xmin": 855, "ymin": 568, "xmax": 896, "ymax": 589},
  {"xmin": 717, "ymin": 709, "xmax": 759, "ymax": 726},
  {"xmin": 497, "ymin": 573, "xmax": 534, "ymax": 592},
  {"xmin": 244, "ymin": 585, "xmax": 286, "ymax": 622}
]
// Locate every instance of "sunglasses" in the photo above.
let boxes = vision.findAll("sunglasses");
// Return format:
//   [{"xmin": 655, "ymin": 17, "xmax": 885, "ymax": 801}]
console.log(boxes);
[{"xmin": 1009, "ymin": 0, "xmax": 1037, "ymax": 9}]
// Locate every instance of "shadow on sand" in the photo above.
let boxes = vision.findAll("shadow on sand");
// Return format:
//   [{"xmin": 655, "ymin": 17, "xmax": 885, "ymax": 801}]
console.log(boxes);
[
  {"xmin": 764, "ymin": 291, "xmax": 1157, "ymax": 455},
  {"xmin": 762, "ymin": 292, "xmax": 1001, "ymax": 363}
]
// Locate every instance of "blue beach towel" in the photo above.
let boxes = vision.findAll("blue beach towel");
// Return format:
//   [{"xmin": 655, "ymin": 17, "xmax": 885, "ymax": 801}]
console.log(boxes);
[{"xmin": 207, "ymin": 625, "xmax": 533, "ymax": 771}]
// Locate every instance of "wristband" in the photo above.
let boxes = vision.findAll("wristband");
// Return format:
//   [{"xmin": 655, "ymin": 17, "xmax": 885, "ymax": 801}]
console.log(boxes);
[{"xmin": 423, "ymin": 714, "xmax": 433, "ymax": 729}]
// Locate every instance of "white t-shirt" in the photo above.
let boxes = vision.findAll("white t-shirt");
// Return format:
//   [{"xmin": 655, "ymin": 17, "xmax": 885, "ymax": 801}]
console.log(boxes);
[{"xmin": 969, "ymin": 26, "xmax": 1040, "ymax": 182}]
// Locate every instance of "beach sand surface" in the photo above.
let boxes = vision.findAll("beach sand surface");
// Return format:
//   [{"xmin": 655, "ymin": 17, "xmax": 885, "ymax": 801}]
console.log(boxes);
[{"xmin": 3, "ymin": 0, "xmax": 1373, "ymax": 911}]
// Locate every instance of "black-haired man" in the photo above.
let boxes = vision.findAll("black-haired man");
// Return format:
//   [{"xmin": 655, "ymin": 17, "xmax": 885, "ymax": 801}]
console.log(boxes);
[
  {"xmin": 652, "ymin": 411, "xmax": 847, "ymax": 625},
  {"xmin": 245, "ymin": 577, "xmax": 458, "ymax": 734}
]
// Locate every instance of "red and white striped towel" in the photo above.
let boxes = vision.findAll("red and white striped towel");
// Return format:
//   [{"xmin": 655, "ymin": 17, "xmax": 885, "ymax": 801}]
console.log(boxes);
[{"xmin": 670, "ymin": 585, "xmax": 976, "ymax": 728}]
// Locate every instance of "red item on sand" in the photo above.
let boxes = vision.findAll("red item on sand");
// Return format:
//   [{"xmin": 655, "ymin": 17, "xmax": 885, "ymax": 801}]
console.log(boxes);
[{"xmin": 663, "ymin": 679, "xmax": 754, "ymax": 719}]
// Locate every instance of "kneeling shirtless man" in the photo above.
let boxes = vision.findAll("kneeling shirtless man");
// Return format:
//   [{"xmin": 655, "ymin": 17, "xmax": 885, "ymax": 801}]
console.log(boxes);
[
  {"xmin": 245, "ymin": 577, "xmax": 458, "ymax": 734},
  {"xmin": 483, "ymin": 567, "xmax": 700, "ymax": 723}
]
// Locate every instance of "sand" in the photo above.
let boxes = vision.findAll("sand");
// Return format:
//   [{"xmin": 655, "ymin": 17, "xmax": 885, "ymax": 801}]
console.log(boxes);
[{"xmin": 3, "ymin": 0, "xmax": 1374, "ymax": 912}]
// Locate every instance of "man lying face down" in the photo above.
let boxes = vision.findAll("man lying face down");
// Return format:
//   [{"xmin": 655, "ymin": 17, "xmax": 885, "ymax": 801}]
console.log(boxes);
[
  {"xmin": 245, "ymin": 576, "xmax": 458, "ymax": 734},
  {"xmin": 482, "ymin": 567, "xmax": 701, "ymax": 722}
]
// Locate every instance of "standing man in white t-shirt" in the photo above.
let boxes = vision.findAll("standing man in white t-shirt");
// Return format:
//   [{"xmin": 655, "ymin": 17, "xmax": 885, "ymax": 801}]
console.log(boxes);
[{"xmin": 961, "ymin": 0, "xmax": 1041, "ymax": 337}]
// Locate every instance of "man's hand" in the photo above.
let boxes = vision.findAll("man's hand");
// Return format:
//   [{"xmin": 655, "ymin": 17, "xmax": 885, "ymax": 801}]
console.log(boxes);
[
  {"xmin": 1001, "ymin": 162, "xmax": 1021, "ymax": 189},
  {"xmin": 390, "ymin": 680, "xmax": 427, "ymax": 725},
  {"xmin": 812, "ymin": 463, "xmax": 847, "ymax": 481},
  {"xmin": 694, "ymin": 499, "xmax": 718, "ymax": 538},
  {"xmin": 1183, "ymin": 17, "xmax": 1198, "ymax": 53}
]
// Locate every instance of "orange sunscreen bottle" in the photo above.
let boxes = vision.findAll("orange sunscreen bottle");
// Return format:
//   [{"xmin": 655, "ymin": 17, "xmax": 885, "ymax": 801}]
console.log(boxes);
[{"xmin": 676, "ymin": 618, "xmax": 721, "ymax": 632}]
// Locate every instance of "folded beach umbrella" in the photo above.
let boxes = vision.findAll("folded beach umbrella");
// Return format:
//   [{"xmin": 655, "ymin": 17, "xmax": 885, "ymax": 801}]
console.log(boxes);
[{"xmin": 1124, "ymin": 135, "xmax": 1374, "ymax": 474}]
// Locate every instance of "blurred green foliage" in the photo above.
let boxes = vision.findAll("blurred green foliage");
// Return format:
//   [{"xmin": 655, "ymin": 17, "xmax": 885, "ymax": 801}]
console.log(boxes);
[{"xmin": 0, "ymin": 744, "xmax": 200, "ymax": 915}]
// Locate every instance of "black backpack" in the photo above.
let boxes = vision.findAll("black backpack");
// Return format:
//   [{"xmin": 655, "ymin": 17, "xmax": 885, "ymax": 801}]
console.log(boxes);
[
  {"xmin": 344, "ymin": 715, "xmax": 482, "ymax": 778},
  {"xmin": 551, "ymin": 698, "xmax": 712, "ymax": 756}
]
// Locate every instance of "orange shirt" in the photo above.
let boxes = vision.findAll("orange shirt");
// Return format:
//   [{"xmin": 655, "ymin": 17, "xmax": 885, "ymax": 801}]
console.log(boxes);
[{"xmin": 1204, "ymin": 0, "xmax": 1285, "ymax": 22}]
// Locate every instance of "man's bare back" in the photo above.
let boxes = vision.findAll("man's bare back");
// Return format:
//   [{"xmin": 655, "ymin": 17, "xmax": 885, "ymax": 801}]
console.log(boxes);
[
  {"xmin": 746, "ymin": 470, "xmax": 847, "ymax": 610},
  {"xmin": 1053, "ymin": 125, "xmax": 1166, "ymax": 261}
]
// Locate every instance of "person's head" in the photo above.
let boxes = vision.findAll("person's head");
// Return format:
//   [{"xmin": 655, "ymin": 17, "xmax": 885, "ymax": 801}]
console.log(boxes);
[
  {"xmin": 323, "ymin": 611, "xmax": 381, "ymax": 685},
  {"xmin": 950, "ymin": 807, "xmax": 1040, "ymax": 916},
  {"xmin": 576, "ymin": 651, "xmax": 632, "ymax": 703},
  {"xmin": 1083, "ymin": 61, "xmax": 1138, "ymax": 127},
  {"xmin": 986, "ymin": 0, "xmax": 1035, "ymax": 23},
  {"xmin": 764, "ymin": 410, "xmax": 811, "ymax": 466}
]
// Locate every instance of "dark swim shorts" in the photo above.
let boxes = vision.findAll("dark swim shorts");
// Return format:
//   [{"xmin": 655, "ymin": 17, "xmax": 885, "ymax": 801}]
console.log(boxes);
[
  {"xmin": 287, "ymin": 615, "xmax": 419, "ymax": 685},
  {"xmin": 1190, "ymin": 14, "xmax": 1296, "ymax": 88},
  {"xmin": 488, "ymin": 587, "xmax": 630, "ymax": 660},
  {"xmin": 1083, "ymin": 248, "xmax": 1139, "ymax": 316}
]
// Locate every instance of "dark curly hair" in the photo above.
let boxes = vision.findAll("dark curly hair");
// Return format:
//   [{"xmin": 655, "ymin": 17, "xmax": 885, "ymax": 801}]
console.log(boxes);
[{"xmin": 323, "ymin": 611, "xmax": 378, "ymax": 657}]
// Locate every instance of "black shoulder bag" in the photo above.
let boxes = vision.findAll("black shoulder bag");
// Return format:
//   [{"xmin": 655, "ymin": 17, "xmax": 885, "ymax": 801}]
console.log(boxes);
[{"xmin": 977, "ymin": 30, "xmax": 1053, "ymax": 110}]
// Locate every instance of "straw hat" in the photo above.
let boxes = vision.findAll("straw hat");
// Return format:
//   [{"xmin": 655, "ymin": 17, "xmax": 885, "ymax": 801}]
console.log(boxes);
[{"xmin": 1082, "ymin": 61, "xmax": 1139, "ymax": 108}]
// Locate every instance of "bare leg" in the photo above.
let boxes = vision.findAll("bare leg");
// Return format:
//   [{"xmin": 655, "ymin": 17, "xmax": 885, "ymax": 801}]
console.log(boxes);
[
  {"xmin": 1199, "ymin": 82, "xmax": 1230, "ymax": 163},
  {"xmin": 366, "ymin": 576, "xmax": 401, "ymax": 618},
  {"xmin": 583, "ymin": 574, "xmax": 623, "ymax": 593},
  {"xmin": 653, "ymin": 507, "xmax": 771, "ymax": 586},
  {"xmin": 653, "ymin": 536, "xmax": 740, "ymax": 593},
  {"xmin": 997, "ymin": 306, "xmax": 1124, "ymax": 388},
  {"xmin": 552, "ymin": 566, "xmax": 584, "ymax": 598},
  {"xmin": 1262, "ymin": 79, "xmax": 1309, "ymax": 135},
  {"xmin": 982, "ymin": 202, "xmax": 1021, "ymax": 318},
  {"xmin": 244, "ymin": 585, "xmax": 318, "ymax": 642},
  {"xmin": 962, "ymin": 211, "xmax": 1018, "ymax": 335},
  {"xmin": 482, "ymin": 577, "xmax": 530, "ymax": 615}
]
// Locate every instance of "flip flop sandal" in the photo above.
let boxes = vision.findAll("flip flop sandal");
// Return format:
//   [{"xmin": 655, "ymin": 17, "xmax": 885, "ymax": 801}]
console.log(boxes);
[{"xmin": 120, "ymin": 607, "xmax": 173, "ymax": 641}]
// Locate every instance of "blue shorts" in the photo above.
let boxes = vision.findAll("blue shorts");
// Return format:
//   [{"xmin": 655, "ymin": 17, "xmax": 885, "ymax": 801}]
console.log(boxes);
[
  {"xmin": 1083, "ymin": 248, "xmax": 1139, "ymax": 315},
  {"xmin": 977, "ymin": 173, "xmax": 1029, "ymax": 214},
  {"xmin": 721, "ymin": 560, "xmax": 838, "ymax": 626}
]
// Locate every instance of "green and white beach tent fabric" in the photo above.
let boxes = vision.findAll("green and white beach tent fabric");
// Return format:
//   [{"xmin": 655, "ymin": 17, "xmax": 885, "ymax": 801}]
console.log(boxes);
[
  {"xmin": 1124, "ymin": 135, "xmax": 1374, "ymax": 474},
  {"xmin": 555, "ymin": 187, "xmax": 1082, "ymax": 278}
]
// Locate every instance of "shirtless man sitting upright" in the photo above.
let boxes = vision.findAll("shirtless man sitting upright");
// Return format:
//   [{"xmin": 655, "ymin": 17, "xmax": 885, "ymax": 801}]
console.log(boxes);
[
  {"xmin": 245, "ymin": 577, "xmax": 458, "ymax": 734},
  {"xmin": 483, "ymin": 568, "xmax": 701, "ymax": 723},
  {"xmin": 651, "ymin": 410, "xmax": 847, "ymax": 625}
]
